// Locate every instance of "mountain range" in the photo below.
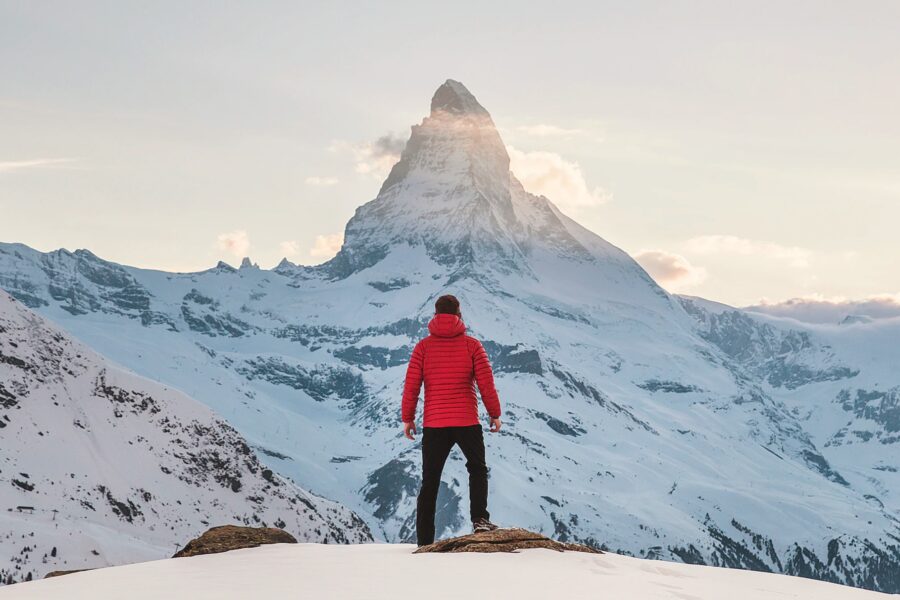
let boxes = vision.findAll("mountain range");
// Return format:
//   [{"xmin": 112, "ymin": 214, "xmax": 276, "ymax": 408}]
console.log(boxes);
[
  {"xmin": 1, "ymin": 80, "xmax": 898, "ymax": 593},
  {"xmin": 0, "ymin": 290, "xmax": 371, "ymax": 583}
]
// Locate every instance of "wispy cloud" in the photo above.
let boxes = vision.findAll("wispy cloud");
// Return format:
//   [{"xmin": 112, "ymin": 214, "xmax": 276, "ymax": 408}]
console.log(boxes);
[
  {"xmin": 304, "ymin": 176, "xmax": 339, "ymax": 187},
  {"xmin": 279, "ymin": 240, "xmax": 301, "ymax": 257},
  {"xmin": 746, "ymin": 293, "xmax": 900, "ymax": 324},
  {"xmin": 507, "ymin": 145, "xmax": 610, "ymax": 210},
  {"xmin": 216, "ymin": 230, "xmax": 250, "ymax": 258},
  {"xmin": 280, "ymin": 235, "xmax": 344, "ymax": 263},
  {"xmin": 684, "ymin": 235, "xmax": 813, "ymax": 268},
  {"xmin": 329, "ymin": 133, "xmax": 406, "ymax": 180},
  {"xmin": 0, "ymin": 158, "xmax": 76, "ymax": 173},
  {"xmin": 309, "ymin": 233, "xmax": 343, "ymax": 260},
  {"xmin": 515, "ymin": 124, "xmax": 584, "ymax": 137},
  {"xmin": 634, "ymin": 250, "xmax": 707, "ymax": 291}
]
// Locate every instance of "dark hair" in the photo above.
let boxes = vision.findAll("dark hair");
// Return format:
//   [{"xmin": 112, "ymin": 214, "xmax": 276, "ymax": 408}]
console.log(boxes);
[{"xmin": 435, "ymin": 294, "xmax": 461, "ymax": 315}]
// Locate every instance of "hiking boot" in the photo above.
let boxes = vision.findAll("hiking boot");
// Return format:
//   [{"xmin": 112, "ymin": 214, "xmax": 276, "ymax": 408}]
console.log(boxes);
[{"xmin": 473, "ymin": 518, "xmax": 499, "ymax": 533}]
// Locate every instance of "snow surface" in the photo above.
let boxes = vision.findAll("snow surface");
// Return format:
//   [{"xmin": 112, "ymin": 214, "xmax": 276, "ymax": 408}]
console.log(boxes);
[{"xmin": 0, "ymin": 543, "xmax": 893, "ymax": 600}]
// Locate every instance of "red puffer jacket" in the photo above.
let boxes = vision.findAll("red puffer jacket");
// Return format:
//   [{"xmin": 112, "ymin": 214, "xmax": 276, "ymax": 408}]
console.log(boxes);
[{"xmin": 401, "ymin": 314, "xmax": 501, "ymax": 428}]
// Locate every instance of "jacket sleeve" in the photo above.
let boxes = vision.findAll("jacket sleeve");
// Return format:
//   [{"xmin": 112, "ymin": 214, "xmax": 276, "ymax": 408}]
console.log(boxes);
[
  {"xmin": 401, "ymin": 340, "xmax": 425, "ymax": 422},
  {"xmin": 471, "ymin": 339, "xmax": 501, "ymax": 419}
]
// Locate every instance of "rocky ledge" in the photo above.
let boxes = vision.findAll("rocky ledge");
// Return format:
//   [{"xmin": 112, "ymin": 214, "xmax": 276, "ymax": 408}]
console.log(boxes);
[
  {"xmin": 173, "ymin": 525, "xmax": 297, "ymax": 558},
  {"xmin": 45, "ymin": 569, "xmax": 92, "ymax": 579},
  {"xmin": 413, "ymin": 528, "xmax": 601, "ymax": 554}
]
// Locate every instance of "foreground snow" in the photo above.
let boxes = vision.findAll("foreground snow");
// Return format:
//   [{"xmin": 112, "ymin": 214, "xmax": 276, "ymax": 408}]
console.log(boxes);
[{"xmin": 0, "ymin": 544, "xmax": 892, "ymax": 600}]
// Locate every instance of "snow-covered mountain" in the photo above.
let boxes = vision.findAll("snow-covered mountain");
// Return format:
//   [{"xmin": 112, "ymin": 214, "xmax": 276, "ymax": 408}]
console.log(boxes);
[
  {"xmin": 1, "ymin": 80, "xmax": 898, "ymax": 593},
  {"xmin": 0, "ymin": 291, "xmax": 371, "ymax": 584},
  {"xmin": 1, "ymin": 543, "xmax": 893, "ymax": 600}
]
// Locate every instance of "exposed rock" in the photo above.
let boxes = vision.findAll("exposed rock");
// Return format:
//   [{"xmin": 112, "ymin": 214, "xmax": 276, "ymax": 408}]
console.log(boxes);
[
  {"xmin": 173, "ymin": 525, "xmax": 297, "ymax": 558},
  {"xmin": 413, "ymin": 528, "xmax": 601, "ymax": 554},
  {"xmin": 45, "ymin": 569, "xmax": 93, "ymax": 579}
]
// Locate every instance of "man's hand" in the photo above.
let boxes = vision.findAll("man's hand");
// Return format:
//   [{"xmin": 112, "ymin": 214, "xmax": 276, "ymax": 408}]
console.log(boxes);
[
  {"xmin": 403, "ymin": 421, "xmax": 417, "ymax": 440},
  {"xmin": 489, "ymin": 417, "xmax": 502, "ymax": 433}
]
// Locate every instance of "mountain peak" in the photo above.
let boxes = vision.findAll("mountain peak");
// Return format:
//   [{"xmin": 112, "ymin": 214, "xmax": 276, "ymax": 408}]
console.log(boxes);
[
  {"xmin": 430, "ymin": 79, "xmax": 488, "ymax": 117},
  {"xmin": 372, "ymin": 79, "xmax": 508, "ymax": 203},
  {"xmin": 213, "ymin": 260, "xmax": 237, "ymax": 273},
  {"xmin": 326, "ymin": 79, "xmax": 632, "ymax": 278}
]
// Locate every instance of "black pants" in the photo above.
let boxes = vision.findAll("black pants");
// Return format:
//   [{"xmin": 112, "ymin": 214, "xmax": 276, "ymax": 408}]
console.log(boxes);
[{"xmin": 416, "ymin": 425, "xmax": 490, "ymax": 546}]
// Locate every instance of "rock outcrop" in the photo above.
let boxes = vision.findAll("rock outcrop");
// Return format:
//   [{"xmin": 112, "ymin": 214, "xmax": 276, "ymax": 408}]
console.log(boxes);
[
  {"xmin": 413, "ymin": 528, "xmax": 601, "ymax": 554},
  {"xmin": 173, "ymin": 525, "xmax": 297, "ymax": 558},
  {"xmin": 44, "ymin": 569, "xmax": 92, "ymax": 579}
]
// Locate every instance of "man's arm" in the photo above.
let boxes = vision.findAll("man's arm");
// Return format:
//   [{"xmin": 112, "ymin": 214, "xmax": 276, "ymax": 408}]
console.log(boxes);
[
  {"xmin": 401, "ymin": 340, "xmax": 425, "ymax": 438},
  {"xmin": 471, "ymin": 339, "xmax": 501, "ymax": 426}
]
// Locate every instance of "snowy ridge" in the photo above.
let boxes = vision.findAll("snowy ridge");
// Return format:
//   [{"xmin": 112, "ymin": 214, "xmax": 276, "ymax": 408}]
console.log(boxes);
[
  {"xmin": 0, "ymin": 291, "xmax": 371, "ymax": 583},
  {"xmin": 0, "ymin": 543, "xmax": 893, "ymax": 600},
  {"xmin": 1, "ymin": 80, "xmax": 899, "ymax": 593}
]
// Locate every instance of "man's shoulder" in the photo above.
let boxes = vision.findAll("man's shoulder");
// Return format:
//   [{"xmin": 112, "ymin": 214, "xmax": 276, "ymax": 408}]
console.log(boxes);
[{"xmin": 463, "ymin": 335, "xmax": 484, "ymax": 349}]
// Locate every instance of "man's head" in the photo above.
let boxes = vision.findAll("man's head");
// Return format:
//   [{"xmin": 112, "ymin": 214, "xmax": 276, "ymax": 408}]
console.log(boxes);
[{"xmin": 435, "ymin": 294, "xmax": 461, "ymax": 316}]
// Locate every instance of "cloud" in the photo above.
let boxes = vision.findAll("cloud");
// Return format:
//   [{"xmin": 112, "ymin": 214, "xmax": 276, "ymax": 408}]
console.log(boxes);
[
  {"xmin": 746, "ymin": 293, "xmax": 900, "ymax": 324},
  {"xmin": 309, "ymin": 233, "xmax": 344, "ymax": 260},
  {"xmin": 507, "ymin": 145, "xmax": 610, "ymax": 210},
  {"xmin": 684, "ymin": 235, "xmax": 812, "ymax": 268},
  {"xmin": 371, "ymin": 134, "xmax": 406, "ymax": 158},
  {"xmin": 304, "ymin": 176, "xmax": 339, "ymax": 186},
  {"xmin": 216, "ymin": 230, "xmax": 250, "ymax": 258},
  {"xmin": 279, "ymin": 240, "xmax": 301, "ymax": 257},
  {"xmin": 634, "ymin": 250, "xmax": 707, "ymax": 291},
  {"xmin": 282, "ymin": 234, "xmax": 344, "ymax": 263},
  {"xmin": 516, "ymin": 124, "xmax": 584, "ymax": 137},
  {"xmin": 329, "ymin": 133, "xmax": 406, "ymax": 180},
  {"xmin": 0, "ymin": 158, "xmax": 75, "ymax": 173}
]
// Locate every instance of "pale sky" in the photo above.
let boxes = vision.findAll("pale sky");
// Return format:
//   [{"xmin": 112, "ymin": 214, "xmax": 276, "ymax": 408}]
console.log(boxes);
[{"xmin": 2, "ymin": 1, "xmax": 899, "ymax": 307}]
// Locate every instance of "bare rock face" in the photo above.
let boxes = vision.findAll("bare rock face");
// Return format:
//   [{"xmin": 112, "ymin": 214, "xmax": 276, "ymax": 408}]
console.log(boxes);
[
  {"xmin": 173, "ymin": 525, "xmax": 297, "ymax": 558},
  {"xmin": 44, "ymin": 569, "xmax": 92, "ymax": 579},
  {"xmin": 413, "ymin": 528, "xmax": 601, "ymax": 554}
]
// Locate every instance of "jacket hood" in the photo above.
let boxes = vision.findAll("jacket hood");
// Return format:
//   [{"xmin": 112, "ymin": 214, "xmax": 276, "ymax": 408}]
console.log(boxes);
[{"xmin": 428, "ymin": 313, "xmax": 467, "ymax": 338}]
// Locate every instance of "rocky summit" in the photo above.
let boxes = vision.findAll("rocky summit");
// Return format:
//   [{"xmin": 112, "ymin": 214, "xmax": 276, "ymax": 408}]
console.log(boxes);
[
  {"xmin": 413, "ymin": 528, "xmax": 601, "ymax": 554},
  {"xmin": 1, "ymin": 81, "xmax": 900, "ymax": 593}
]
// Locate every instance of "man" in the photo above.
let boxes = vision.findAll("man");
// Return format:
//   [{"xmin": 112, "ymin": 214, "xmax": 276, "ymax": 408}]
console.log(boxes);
[{"xmin": 402, "ymin": 294, "xmax": 502, "ymax": 546}]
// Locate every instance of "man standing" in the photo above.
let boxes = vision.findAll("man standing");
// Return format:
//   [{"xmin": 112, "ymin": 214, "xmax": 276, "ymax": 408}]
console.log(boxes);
[{"xmin": 402, "ymin": 294, "xmax": 502, "ymax": 546}]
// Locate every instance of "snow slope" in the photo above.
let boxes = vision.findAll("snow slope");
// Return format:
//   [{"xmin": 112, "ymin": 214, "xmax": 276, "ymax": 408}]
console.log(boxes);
[
  {"xmin": 0, "ymin": 543, "xmax": 893, "ymax": 600},
  {"xmin": 0, "ymin": 80, "xmax": 899, "ymax": 592},
  {"xmin": 0, "ymin": 291, "xmax": 371, "ymax": 584}
]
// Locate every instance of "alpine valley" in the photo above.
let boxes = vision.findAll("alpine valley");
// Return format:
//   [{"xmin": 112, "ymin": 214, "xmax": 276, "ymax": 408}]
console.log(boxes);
[{"xmin": 1, "ymin": 81, "xmax": 899, "ymax": 593}]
